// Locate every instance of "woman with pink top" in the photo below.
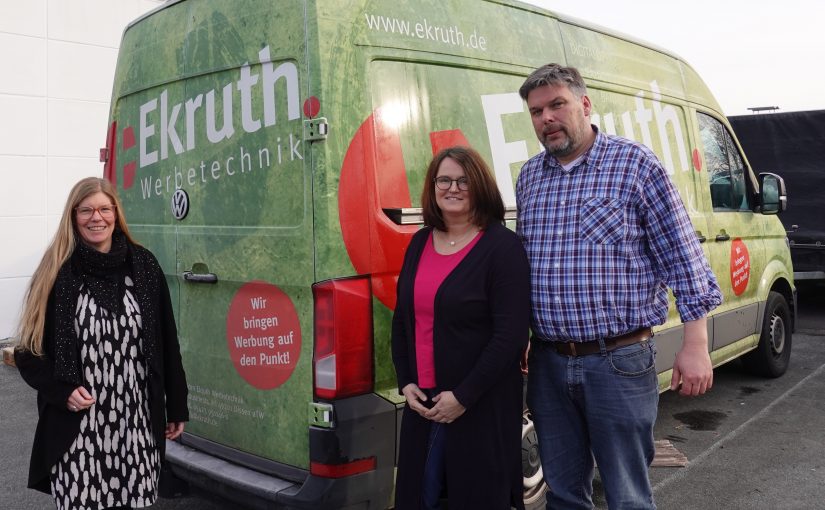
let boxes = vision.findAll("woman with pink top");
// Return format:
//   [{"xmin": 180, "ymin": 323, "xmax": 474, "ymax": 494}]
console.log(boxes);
[{"xmin": 391, "ymin": 146, "xmax": 530, "ymax": 509}]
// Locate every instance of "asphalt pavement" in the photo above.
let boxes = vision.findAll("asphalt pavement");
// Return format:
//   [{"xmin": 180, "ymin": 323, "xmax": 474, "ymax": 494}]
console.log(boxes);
[
  {"xmin": 2, "ymin": 286, "xmax": 823, "ymax": 510},
  {"xmin": 647, "ymin": 284, "xmax": 825, "ymax": 510}
]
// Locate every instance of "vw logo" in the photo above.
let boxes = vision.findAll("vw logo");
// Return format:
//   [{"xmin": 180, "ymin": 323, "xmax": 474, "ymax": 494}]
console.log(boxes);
[{"xmin": 171, "ymin": 188, "xmax": 189, "ymax": 220}]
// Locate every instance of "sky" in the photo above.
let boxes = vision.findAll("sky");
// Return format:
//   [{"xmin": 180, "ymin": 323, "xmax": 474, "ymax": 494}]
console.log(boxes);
[{"xmin": 522, "ymin": 0, "xmax": 825, "ymax": 116}]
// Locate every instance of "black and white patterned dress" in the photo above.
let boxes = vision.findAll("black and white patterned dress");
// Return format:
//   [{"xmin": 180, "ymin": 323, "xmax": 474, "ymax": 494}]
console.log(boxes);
[{"xmin": 50, "ymin": 276, "xmax": 160, "ymax": 509}]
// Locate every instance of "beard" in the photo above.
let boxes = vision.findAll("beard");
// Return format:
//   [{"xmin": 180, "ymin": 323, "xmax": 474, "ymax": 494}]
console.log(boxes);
[
  {"xmin": 542, "ymin": 134, "xmax": 574, "ymax": 157},
  {"xmin": 540, "ymin": 122, "xmax": 588, "ymax": 159}
]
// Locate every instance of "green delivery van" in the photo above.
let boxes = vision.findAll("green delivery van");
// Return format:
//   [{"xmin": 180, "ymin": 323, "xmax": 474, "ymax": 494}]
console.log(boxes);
[{"xmin": 101, "ymin": 0, "xmax": 795, "ymax": 508}]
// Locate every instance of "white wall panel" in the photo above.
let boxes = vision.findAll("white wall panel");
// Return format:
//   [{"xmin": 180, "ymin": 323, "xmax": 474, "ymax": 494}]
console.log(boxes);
[
  {"xmin": 0, "ymin": 217, "xmax": 47, "ymax": 278},
  {"xmin": 0, "ymin": 33, "xmax": 47, "ymax": 96},
  {"xmin": 0, "ymin": 157, "xmax": 47, "ymax": 217},
  {"xmin": 0, "ymin": 95, "xmax": 47, "ymax": 156},
  {"xmin": 0, "ymin": 0, "xmax": 46, "ymax": 37},
  {"xmin": 47, "ymin": 0, "xmax": 142, "ymax": 47},
  {"xmin": 47, "ymin": 99, "xmax": 109, "ymax": 158},
  {"xmin": 48, "ymin": 40, "xmax": 118, "ymax": 102}
]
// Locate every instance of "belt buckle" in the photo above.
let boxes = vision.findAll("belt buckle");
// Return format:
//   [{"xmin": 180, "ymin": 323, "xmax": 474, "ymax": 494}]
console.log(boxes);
[{"xmin": 568, "ymin": 342, "xmax": 577, "ymax": 356}]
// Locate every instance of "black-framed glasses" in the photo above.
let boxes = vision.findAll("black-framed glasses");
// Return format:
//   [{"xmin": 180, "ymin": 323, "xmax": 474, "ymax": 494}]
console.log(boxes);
[
  {"xmin": 75, "ymin": 204, "xmax": 117, "ymax": 220},
  {"xmin": 433, "ymin": 176, "xmax": 469, "ymax": 191}
]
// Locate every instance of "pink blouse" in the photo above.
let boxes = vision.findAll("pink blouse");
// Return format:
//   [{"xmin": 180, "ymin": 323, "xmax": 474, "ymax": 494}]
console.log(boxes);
[{"xmin": 413, "ymin": 229, "xmax": 483, "ymax": 389}]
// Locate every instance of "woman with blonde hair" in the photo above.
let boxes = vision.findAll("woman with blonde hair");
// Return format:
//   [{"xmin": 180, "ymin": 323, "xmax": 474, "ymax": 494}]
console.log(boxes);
[{"xmin": 15, "ymin": 176, "xmax": 188, "ymax": 510}]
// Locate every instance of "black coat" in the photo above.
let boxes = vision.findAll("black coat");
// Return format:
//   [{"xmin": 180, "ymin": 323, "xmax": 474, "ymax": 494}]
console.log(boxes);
[
  {"xmin": 391, "ymin": 222, "xmax": 530, "ymax": 509},
  {"xmin": 15, "ymin": 244, "xmax": 188, "ymax": 494}
]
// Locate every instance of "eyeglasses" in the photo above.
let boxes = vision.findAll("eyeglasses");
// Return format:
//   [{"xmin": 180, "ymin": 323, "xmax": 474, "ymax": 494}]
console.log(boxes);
[
  {"xmin": 433, "ymin": 176, "xmax": 469, "ymax": 191},
  {"xmin": 75, "ymin": 205, "xmax": 117, "ymax": 220}
]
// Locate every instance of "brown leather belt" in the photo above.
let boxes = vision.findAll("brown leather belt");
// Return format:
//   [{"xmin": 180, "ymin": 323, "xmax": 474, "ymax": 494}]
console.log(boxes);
[{"xmin": 547, "ymin": 327, "xmax": 653, "ymax": 356}]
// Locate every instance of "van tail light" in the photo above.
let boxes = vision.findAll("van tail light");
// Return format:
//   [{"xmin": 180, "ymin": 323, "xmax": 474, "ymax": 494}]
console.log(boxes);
[
  {"xmin": 312, "ymin": 277, "xmax": 374, "ymax": 400},
  {"xmin": 310, "ymin": 457, "xmax": 376, "ymax": 478}
]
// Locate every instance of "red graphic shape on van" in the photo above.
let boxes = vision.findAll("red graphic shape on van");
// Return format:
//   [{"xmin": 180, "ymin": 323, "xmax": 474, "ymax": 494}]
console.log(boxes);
[
  {"xmin": 303, "ymin": 97, "xmax": 321, "ymax": 119},
  {"xmin": 339, "ymin": 109, "xmax": 418, "ymax": 309},
  {"xmin": 339, "ymin": 111, "xmax": 473, "ymax": 310},
  {"xmin": 123, "ymin": 126, "xmax": 136, "ymax": 150},
  {"xmin": 226, "ymin": 281, "xmax": 302, "ymax": 390},
  {"xmin": 730, "ymin": 238, "xmax": 750, "ymax": 296},
  {"xmin": 429, "ymin": 130, "xmax": 471, "ymax": 154},
  {"xmin": 692, "ymin": 148, "xmax": 702, "ymax": 172},
  {"xmin": 123, "ymin": 161, "xmax": 137, "ymax": 190}
]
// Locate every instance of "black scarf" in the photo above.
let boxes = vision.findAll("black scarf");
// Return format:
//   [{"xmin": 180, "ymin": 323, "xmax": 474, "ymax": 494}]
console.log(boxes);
[
  {"xmin": 52, "ymin": 232, "xmax": 160, "ymax": 384},
  {"xmin": 74, "ymin": 231, "xmax": 128, "ymax": 315}
]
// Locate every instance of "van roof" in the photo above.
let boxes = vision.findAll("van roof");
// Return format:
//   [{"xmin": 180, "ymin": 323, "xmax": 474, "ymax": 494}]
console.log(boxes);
[
  {"xmin": 116, "ymin": 0, "xmax": 719, "ymax": 114},
  {"xmin": 124, "ymin": 0, "xmax": 687, "ymax": 64}
]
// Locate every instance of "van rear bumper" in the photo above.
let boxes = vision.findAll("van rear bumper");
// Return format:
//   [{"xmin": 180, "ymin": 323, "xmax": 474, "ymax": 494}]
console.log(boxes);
[
  {"xmin": 166, "ymin": 440, "xmax": 300, "ymax": 505},
  {"xmin": 165, "ymin": 392, "xmax": 397, "ymax": 509},
  {"xmin": 166, "ymin": 441, "xmax": 386, "ymax": 510}
]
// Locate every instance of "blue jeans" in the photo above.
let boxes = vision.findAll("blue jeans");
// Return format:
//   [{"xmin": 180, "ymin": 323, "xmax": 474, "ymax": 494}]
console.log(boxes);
[
  {"xmin": 527, "ymin": 339, "xmax": 658, "ymax": 510},
  {"xmin": 421, "ymin": 422, "xmax": 446, "ymax": 509}
]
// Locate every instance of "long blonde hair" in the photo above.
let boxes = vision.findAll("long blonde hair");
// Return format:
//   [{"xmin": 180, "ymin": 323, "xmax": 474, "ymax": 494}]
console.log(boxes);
[{"xmin": 16, "ymin": 177, "xmax": 137, "ymax": 355}]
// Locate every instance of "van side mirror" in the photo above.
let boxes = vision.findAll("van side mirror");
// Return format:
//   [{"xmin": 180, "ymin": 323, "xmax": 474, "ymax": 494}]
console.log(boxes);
[{"xmin": 757, "ymin": 172, "xmax": 787, "ymax": 214}]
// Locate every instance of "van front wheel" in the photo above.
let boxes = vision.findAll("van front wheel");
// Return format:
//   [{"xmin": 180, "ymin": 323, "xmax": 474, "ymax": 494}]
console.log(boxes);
[{"xmin": 742, "ymin": 291, "xmax": 792, "ymax": 377}]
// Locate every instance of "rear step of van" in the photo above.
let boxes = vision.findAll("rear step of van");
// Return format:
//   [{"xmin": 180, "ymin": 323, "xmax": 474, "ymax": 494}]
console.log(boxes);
[{"xmin": 166, "ymin": 392, "xmax": 397, "ymax": 510}]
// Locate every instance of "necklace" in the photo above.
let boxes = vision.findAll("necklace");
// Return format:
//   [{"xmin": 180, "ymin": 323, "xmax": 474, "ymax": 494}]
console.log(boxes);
[{"xmin": 440, "ymin": 226, "xmax": 479, "ymax": 247}]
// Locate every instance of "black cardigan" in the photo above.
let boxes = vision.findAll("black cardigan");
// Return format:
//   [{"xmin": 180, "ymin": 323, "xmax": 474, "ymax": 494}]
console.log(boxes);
[
  {"xmin": 15, "ymin": 244, "xmax": 188, "ymax": 493},
  {"xmin": 391, "ymin": 222, "xmax": 530, "ymax": 509}
]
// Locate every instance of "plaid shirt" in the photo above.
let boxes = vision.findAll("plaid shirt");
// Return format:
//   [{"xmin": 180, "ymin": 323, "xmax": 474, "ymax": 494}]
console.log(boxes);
[{"xmin": 516, "ymin": 128, "xmax": 722, "ymax": 342}]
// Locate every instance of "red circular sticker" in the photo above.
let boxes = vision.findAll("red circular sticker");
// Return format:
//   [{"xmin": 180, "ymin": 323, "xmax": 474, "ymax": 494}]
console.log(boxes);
[
  {"xmin": 303, "ymin": 96, "xmax": 320, "ymax": 119},
  {"xmin": 730, "ymin": 239, "xmax": 750, "ymax": 296},
  {"xmin": 226, "ymin": 281, "xmax": 301, "ymax": 390}
]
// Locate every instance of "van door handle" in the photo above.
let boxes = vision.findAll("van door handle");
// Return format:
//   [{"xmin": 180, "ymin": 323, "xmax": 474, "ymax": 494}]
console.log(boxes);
[
  {"xmin": 182, "ymin": 263, "xmax": 218, "ymax": 284},
  {"xmin": 715, "ymin": 233, "xmax": 731, "ymax": 242},
  {"xmin": 183, "ymin": 271, "xmax": 218, "ymax": 283},
  {"xmin": 695, "ymin": 232, "xmax": 707, "ymax": 243}
]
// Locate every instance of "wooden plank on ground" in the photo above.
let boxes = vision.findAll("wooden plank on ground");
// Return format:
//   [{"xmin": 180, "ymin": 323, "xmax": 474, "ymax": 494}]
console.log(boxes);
[{"xmin": 652, "ymin": 439, "xmax": 689, "ymax": 467}]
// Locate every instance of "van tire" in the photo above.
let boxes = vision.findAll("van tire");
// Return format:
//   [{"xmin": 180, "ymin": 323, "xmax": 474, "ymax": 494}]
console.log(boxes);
[
  {"xmin": 742, "ymin": 291, "xmax": 791, "ymax": 377},
  {"xmin": 522, "ymin": 409, "xmax": 548, "ymax": 509}
]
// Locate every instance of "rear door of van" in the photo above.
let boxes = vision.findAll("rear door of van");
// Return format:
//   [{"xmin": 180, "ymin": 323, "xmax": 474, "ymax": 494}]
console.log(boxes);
[{"xmin": 107, "ymin": 0, "xmax": 314, "ymax": 474}]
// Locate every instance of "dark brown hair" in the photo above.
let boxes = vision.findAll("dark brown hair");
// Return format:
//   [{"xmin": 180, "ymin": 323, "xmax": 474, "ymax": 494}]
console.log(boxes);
[{"xmin": 421, "ymin": 146, "xmax": 505, "ymax": 231}]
